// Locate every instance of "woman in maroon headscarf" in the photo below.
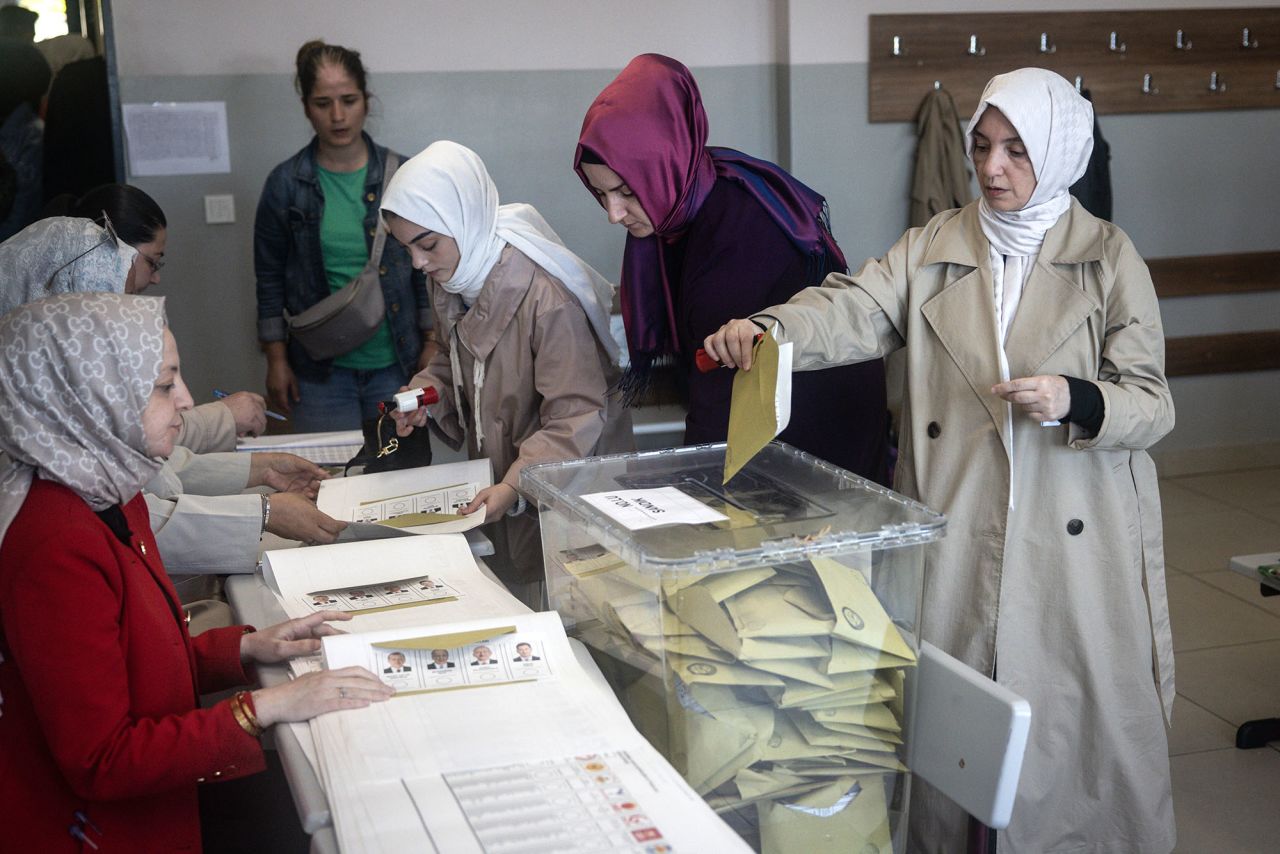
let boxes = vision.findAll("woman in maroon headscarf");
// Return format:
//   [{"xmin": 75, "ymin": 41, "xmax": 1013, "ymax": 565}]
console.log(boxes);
[{"xmin": 575, "ymin": 53, "xmax": 888, "ymax": 483}]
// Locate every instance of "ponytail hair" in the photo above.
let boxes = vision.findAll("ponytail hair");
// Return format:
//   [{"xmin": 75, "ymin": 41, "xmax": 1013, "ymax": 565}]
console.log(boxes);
[
  {"xmin": 71, "ymin": 184, "xmax": 166, "ymax": 247},
  {"xmin": 295, "ymin": 39, "xmax": 369, "ymax": 102}
]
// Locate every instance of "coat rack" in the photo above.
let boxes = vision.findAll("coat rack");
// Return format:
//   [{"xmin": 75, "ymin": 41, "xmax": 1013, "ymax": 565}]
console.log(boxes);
[{"xmin": 869, "ymin": 8, "xmax": 1280, "ymax": 122}]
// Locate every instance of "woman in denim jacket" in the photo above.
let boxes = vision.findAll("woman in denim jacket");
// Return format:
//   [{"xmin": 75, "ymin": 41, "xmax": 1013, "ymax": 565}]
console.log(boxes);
[{"xmin": 254, "ymin": 41, "xmax": 433, "ymax": 432}]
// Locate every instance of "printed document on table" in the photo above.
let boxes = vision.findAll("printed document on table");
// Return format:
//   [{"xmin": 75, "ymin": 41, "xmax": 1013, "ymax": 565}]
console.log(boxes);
[
  {"xmin": 310, "ymin": 611, "xmax": 750, "ymax": 853},
  {"xmin": 262, "ymin": 534, "xmax": 517, "ymax": 625},
  {"xmin": 317, "ymin": 459, "xmax": 491, "ymax": 535},
  {"xmin": 236, "ymin": 430, "xmax": 364, "ymax": 465}
]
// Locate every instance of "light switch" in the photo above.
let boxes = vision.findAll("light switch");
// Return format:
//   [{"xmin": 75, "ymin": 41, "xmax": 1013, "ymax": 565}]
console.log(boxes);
[{"xmin": 204, "ymin": 194, "xmax": 236, "ymax": 224}]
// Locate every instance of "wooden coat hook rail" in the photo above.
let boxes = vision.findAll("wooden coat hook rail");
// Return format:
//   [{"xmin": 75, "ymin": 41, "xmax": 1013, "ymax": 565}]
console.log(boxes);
[{"xmin": 869, "ymin": 8, "xmax": 1280, "ymax": 122}]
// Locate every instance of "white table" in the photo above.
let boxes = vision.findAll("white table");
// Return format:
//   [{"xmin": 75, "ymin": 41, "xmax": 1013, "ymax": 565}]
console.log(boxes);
[
  {"xmin": 226, "ymin": 531, "xmax": 617, "ymax": 854},
  {"xmin": 1227, "ymin": 552, "xmax": 1280, "ymax": 749}
]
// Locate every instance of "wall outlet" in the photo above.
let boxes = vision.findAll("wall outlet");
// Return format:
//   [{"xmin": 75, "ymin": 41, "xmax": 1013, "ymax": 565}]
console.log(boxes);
[{"xmin": 204, "ymin": 194, "xmax": 236, "ymax": 224}]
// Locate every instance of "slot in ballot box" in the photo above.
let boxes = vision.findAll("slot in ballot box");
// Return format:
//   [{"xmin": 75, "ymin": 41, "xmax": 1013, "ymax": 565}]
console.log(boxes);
[{"xmin": 522, "ymin": 442, "xmax": 946, "ymax": 853}]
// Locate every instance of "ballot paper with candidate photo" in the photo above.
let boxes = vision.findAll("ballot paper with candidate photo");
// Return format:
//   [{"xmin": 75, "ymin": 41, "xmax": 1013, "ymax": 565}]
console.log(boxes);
[{"xmin": 580, "ymin": 487, "xmax": 729, "ymax": 530}]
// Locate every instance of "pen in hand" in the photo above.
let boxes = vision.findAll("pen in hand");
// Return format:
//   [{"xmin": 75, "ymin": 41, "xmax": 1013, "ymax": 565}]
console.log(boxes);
[{"xmin": 213, "ymin": 388, "xmax": 288, "ymax": 421}]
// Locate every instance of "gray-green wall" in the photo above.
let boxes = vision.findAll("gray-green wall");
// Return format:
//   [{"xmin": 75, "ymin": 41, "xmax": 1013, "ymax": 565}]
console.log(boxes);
[{"xmin": 122, "ymin": 62, "xmax": 1280, "ymax": 453}]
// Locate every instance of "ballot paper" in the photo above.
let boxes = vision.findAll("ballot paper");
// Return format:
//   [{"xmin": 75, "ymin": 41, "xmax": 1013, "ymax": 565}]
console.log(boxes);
[
  {"xmin": 317, "ymin": 459, "xmax": 491, "ymax": 535},
  {"xmin": 235, "ymin": 429, "xmax": 364, "ymax": 465},
  {"xmin": 308, "ymin": 611, "xmax": 751, "ymax": 853},
  {"xmin": 324, "ymin": 621, "xmax": 556, "ymax": 694},
  {"xmin": 262, "ymin": 534, "xmax": 517, "ymax": 625},
  {"xmin": 724, "ymin": 329, "xmax": 793, "ymax": 483}
]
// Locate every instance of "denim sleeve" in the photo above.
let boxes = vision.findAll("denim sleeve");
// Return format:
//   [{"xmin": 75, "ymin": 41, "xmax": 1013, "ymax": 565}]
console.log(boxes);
[{"xmin": 253, "ymin": 169, "xmax": 289, "ymax": 342}]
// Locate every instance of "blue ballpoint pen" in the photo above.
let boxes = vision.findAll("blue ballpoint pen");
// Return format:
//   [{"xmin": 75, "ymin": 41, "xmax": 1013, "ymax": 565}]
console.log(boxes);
[{"xmin": 213, "ymin": 388, "xmax": 288, "ymax": 421}]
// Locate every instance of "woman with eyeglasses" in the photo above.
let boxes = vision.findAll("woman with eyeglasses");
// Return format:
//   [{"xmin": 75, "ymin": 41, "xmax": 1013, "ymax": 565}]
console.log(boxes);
[
  {"xmin": 67, "ymin": 183, "xmax": 168, "ymax": 293},
  {"xmin": 42, "ymin": 183, "xmax": 270, "ymax": 449},
  {"xmin": 0, "ymin": 215, "xmax": 349, "ymax": 577}
]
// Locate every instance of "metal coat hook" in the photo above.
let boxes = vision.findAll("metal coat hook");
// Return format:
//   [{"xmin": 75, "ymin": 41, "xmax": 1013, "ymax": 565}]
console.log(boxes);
[
  {"xmin": 1039, "ymin": 33, "xmax": 1057, "ymax": 54},
  {"xmin": 1142, "ymin": 73, "xmax": 1158, "ymax": 95},
  {"xmin": 1074, "ymin": 75, "xmax": 1084, "ymax": 93},
  {"xmin": 1241, "ymin": 27, "xmax": 1259, "ymax": 49},
  {"xmin": 1208, "ymin": 71, "xmax": 1226, "ymax": 93},
  {"xmin": 933, "ymin": 80, "xmax": 942, "ymax": 91},
  {"xmin": 1109, "ymin": 32, "xmax": 1127, "ymax": 53},
  {"xmin": 1175, "ymin": 29, "xmax": 1192, "ymax": 51},
  {"xmin": 967, "ymin": 34, "xmax": 986, "ymax": 56},
  {"xmin": 892, "ymin": 35, "xmax": 906, "ymax": 57}
]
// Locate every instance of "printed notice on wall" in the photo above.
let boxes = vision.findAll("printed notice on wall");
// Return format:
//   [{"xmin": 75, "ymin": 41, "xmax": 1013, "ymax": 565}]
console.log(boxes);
[
  {"xmin": 580, "ymin": 486, "xmax": 728, "ymax": 530},
  {"xmin": 122, "ymin": 101, "xmax": 231, "ymax": 176}
]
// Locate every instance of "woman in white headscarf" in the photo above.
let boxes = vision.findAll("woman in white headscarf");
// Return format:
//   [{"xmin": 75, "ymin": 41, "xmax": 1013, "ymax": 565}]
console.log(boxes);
[
  {"xmin": 382, "ymin": 141, "xmax": 632, "ymax": 601},
  {"xmin": 0, "ymin": 293, "xmax": 392, "ymax": 851},
  {"xmin": 706, "ymin": 69, "xmax": 1175, "ymax": 853}
]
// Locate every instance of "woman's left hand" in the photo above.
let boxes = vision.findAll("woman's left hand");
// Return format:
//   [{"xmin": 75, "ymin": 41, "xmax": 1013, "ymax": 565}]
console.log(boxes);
[
  {"xmin": 461, "ymin": 484, "xmax": 518, "ymax": 522},
  {"xmin": 249, "ymin": 452, "xmax": 330, "ymax": 496},
  {"xmin": 241, "ymin": 611, "xmax": 353, "ymax": 665},
  {"xmin": 992, "ymin": 375, "xmax": 1071, "ymax": 422}
]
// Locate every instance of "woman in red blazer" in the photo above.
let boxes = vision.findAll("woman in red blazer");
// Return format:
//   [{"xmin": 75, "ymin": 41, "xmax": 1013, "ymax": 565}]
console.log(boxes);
[{"xmin": 0, "ymin": 292, "xmax": 392, "ymax": 852}]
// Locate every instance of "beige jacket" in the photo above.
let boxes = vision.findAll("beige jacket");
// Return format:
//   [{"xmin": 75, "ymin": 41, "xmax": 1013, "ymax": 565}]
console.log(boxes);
[
  {"xmin": 175, "ymin": 402, "xmax": 237, "ymax": 453},
  {"xmin": 414, "ymin": 246, "xmax": 633, "ymax": 583},
  {"xmin": 763, "ymin": 200, "xmax": 1175, "ymax": 854}
]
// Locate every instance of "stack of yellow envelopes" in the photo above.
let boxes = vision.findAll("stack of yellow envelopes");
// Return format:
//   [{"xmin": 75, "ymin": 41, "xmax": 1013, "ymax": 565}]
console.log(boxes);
[{"xmin": 560, "ymin": 547, "xmax": 915, "ymax": 853}]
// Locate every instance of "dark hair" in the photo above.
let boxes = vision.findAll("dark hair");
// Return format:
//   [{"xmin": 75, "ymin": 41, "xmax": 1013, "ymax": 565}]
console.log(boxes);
[
  {"xmin": 0, "ymin": 38, "xmax": 51, "ymax": 119},
  {"xmin": 72, "ymin": 184, "xmax": 167, "ymax": 247},
  {"xmin": 294, "ymin": 39, "xmax": 368, "ymax": 102},
  {"xmin": 0, "ymin": 6, "xmax": 37, "ymax": 40}
]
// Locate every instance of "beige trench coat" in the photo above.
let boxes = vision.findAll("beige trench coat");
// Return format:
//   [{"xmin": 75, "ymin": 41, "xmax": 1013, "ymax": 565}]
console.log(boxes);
[
  {"xmin": 762, "ymin": 201, "xmax": 1175, "ymax": 854},
  {"xmin": 414, "ymin": 246, "xmax": 633, "ymax": 584}
]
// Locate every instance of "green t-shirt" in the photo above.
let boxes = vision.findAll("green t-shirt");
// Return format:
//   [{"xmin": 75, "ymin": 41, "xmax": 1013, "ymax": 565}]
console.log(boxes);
[{"xmin": 316, "ymin": 164, "xmax": 396, "ymax": 370}]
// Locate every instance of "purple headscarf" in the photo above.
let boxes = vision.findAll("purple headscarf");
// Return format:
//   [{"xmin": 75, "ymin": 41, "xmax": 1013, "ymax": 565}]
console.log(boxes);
[{"xmin": 574, "ymin": 53, "xmax": 845, "ymax": 387}]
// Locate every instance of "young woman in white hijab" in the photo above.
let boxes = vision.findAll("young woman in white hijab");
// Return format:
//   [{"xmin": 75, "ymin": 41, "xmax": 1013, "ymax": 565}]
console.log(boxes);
[
  {"xmin": 382, "ymin": 141, "xmax": 632, "ymax": 601},
  {"xmin": 706, "ymin": 68, "xmax": 1175, "ymax": 853}
]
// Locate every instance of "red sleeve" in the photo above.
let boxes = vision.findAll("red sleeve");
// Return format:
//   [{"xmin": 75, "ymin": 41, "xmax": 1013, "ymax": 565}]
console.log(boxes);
[
  {"xmin": 0, "ymin": 513, "xmax": 264, "ymax": 802},
  {"xmin": 192, "ymin": 624, "xmax": 256, "ymax": 695}
]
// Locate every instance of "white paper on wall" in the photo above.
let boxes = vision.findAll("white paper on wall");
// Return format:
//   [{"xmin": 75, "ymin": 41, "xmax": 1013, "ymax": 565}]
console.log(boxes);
[{"xmin": 122, "ymin": 101, "xmax": 231, "ymax": 176}]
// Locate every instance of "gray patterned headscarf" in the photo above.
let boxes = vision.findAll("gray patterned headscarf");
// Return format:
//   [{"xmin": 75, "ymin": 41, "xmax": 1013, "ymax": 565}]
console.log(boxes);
[
  {"xmin": 0, "ymin": 293, "xmax": 168, "ymax": 546},
  {"xmin": 0, "ymin": 217, "xmax": 137, "ymax": 317}
]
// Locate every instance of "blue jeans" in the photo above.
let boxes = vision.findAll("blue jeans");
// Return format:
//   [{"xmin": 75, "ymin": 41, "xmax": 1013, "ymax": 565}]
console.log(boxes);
[{"xmin": 291, "ymin": 364, "xmax": 408, "ymax": 433}]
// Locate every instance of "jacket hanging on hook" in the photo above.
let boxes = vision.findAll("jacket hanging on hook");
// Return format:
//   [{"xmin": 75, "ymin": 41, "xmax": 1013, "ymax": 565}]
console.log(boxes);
[{"xmin": 909, "ymin": 86, "xmax": 972, "ymax": 228}]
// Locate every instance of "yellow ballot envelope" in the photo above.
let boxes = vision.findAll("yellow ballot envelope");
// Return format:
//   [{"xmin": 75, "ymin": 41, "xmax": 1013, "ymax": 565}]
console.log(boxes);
[
  {"xmin": 724, "ymin": 329, "xmax": 793, "ymax": 483},
  {"xmin": 759, "ymin": 776, "xmax": 895, "ymax": 854}
]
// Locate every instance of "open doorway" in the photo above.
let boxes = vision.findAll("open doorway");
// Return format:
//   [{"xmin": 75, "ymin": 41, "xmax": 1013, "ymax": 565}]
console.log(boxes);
[{"xmin": 0, "ymin": 0, "xmax": 120, "ymax": 229}]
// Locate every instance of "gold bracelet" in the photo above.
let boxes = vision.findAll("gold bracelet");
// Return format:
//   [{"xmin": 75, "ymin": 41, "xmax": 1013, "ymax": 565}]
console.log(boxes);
[{"xmin": 231, "ymin": 691, "xmax": 264, "ymax": 738}]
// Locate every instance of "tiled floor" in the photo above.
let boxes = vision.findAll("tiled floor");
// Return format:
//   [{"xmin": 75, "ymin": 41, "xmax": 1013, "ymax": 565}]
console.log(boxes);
[{"xmin": 1158, "ymin": 465, "xmax": 1280, "ymax": 853}]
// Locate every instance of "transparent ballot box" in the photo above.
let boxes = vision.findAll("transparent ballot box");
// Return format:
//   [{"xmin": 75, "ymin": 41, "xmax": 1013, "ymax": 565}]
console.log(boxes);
[{"xmin": 521, "ymin": 442, "xmax": 946, "ymax": 853}]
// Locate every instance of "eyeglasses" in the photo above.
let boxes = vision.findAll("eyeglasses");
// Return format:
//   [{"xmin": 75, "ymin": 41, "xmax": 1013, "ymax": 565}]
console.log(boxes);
[
  {"xmin": 43, "ymin": 214, "xmax": 121, "ymax": 291},
  {"xmin": 137, "ymin": 251, "xmax": 165, "ymax": 275}
]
